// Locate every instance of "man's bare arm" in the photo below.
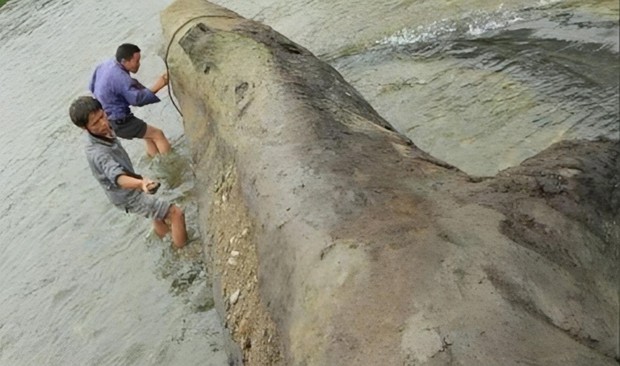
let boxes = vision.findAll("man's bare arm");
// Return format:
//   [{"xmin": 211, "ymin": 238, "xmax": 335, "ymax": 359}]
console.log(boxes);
[
  {"xmin": 117, "ymin": 174, "xmax": 155, "ymax": 193},
  {"xmin": 149, "ymin": 73, "xmax": 169, "ymax": 94}
]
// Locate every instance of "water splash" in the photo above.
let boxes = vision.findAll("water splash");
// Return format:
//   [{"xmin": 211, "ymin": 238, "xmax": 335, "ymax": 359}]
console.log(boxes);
[{"xmin": 379, "ymin": 8, "xmax": 526, "ymax": 46}]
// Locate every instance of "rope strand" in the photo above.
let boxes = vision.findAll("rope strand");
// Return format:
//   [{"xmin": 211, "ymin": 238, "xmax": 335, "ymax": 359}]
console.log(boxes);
[{"xmin": 164, "ymin": 14, "xmax": 235, "ymax": 118}]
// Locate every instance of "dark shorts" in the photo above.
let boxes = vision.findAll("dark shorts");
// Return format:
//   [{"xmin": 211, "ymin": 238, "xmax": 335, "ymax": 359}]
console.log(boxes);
[{"xmin": 109, "ymin": 114, "xmax": 148, "ymax": 139}]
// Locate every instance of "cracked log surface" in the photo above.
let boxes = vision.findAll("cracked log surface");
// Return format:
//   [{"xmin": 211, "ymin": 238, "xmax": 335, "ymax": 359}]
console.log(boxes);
[{"xmin": 161, "ymin": 1, "xmax": 619, "ymax": 365}]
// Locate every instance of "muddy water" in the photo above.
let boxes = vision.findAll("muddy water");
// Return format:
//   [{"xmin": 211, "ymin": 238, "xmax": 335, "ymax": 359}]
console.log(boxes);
[{"xmin": 0, "ymin": 0, "xmax": 617, "ymax": 365}]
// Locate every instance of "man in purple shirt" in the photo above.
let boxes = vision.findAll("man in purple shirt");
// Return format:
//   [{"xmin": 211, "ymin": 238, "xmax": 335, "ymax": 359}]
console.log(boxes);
[{"xmin": 90, "ymin": 43, "xmax": 171, "ymax": 157}]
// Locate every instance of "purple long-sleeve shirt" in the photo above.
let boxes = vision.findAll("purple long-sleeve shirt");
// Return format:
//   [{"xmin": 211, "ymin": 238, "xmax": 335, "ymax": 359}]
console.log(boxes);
[{"xmin": 89, "ymin": 59, "xmax": 160, "ymax": 121}]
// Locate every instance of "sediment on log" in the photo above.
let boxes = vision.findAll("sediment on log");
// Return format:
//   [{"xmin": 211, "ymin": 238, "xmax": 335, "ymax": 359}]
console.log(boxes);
[{"xmin": 161, "ymin": 1, "xmax": 619, "ymax": 365}]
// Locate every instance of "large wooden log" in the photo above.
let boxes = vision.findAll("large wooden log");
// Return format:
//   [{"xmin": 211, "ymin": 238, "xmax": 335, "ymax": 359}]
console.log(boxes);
[{"xmin": 161, "ymin": 1, "xmax": 619, "ymax": 364}]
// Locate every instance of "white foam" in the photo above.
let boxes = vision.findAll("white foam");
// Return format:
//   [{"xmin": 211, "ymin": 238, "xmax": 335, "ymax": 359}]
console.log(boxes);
[
  {"xmin": 466, "ymin": 12, "xmax": 524, "ymax": 36},
  {"xmin": 378, "ymin": 7, "xmax": 525, "ymax": 46},
  {"xmin": 537, "ymin": 0, "xmax": 563, "ymax": 6}
]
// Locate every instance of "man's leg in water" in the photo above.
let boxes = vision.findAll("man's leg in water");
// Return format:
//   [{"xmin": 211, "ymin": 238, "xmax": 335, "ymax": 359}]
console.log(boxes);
[
  {"xmin": 143, "ymin": 124, "xmax": 171, "ymax": 156},
  {"xmin": 165, "ymin": 204, "xmax": 187, "ymax": 248},
  {"xmin": 145, "ymin": 139, "xmax": 159, "ymax": 158},
  {"xmin": 153, "ymin": 219, "xmax": 169, "ymax": 238}
]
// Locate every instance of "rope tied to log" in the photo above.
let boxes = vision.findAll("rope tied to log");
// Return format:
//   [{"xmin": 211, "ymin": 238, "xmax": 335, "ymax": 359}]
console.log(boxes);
[{"xmin": 164, "ymin": 14, "xmax": 235, "ymax": 118}]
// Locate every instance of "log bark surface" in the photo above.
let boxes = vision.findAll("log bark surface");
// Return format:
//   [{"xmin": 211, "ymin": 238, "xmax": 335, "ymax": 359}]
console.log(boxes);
[{"xmin": 161, "ymin": 1, "xmax": 619, "ymax": 365}]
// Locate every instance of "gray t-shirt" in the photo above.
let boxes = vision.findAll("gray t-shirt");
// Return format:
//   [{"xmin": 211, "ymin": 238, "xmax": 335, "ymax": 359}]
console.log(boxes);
[{"xmin": 84, "ymin": 132, "xmax": 141, "ymax": 207}]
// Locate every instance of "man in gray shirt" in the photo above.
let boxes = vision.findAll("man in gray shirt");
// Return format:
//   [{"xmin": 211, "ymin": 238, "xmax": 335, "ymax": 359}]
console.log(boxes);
[{"xmin": 69, "ymin": 96, "xmax": 187, "ymax": 248}]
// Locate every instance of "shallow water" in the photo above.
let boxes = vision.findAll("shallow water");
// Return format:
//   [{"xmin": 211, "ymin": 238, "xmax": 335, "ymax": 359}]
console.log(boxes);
[{"xmin": 0, "ymin": 1, "xmax": 228, "ymax": 365}]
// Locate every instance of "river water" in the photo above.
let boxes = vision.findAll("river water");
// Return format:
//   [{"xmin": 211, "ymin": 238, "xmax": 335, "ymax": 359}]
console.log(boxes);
[
  {"xmin": 332, "ymin": 0, "xmax": 620, "ymax": 175},
  {"xmin": 0, "ymin": 0, "xmax": 617, "ymax": 365},
  {"xmin": 0, "ymin": 0, "xmax": 229, "ymax": 365}
]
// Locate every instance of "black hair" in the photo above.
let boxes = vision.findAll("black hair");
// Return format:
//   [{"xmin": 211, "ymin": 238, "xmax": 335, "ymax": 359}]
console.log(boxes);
[
  {"xmin": 115, "ymin": 43, "xmax": 141, "ymax": 63},
  {"xmin": 69, "ymin": 96, "xmax": 102, "ymax": 128}
]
